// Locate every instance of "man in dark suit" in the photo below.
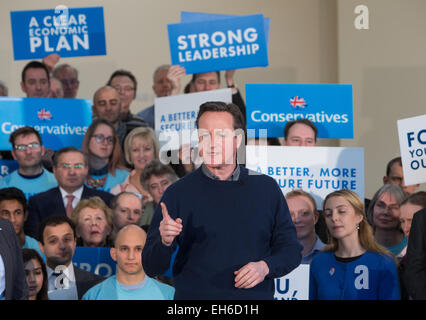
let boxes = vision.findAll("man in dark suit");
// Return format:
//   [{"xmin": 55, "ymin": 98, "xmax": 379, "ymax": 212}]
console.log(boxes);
[
  {"xmin": 0, "ymin": 218, "xmax": 28, "ymax": 300},
  {"xmin": 25, "ymin": 147, "xmax": 113, "ymax": 239},
  {"xmin": 404, "ymin": 207, "xmax": 426, "ymax": 299},
  {"xmin": 38, "ymin": 215, "xmax": 104, "ymax": 300}
]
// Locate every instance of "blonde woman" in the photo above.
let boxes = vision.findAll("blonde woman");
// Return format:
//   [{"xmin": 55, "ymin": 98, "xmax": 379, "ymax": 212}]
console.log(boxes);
[
  {"xmin": 71, "ymin": 196, "xmax": 113, "ymax": 247},
  {"xmin": 309, "ymin": 189, "xmax": 400, "ymax": 300}
]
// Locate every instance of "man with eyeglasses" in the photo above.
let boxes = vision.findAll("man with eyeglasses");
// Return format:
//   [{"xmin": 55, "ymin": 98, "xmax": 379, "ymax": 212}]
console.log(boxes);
[
  {"xmin": 107, "ymin": 70, "xmax": 148, "ymax": 130},
  {"xmin": 92, "ymin": 86, "xmax": 148, "ymax": 148},
  {"xmin": 52, "ymin": 64, "xmax": 80, "ymax": 99},
  {"xmin": 0, "ymin": 127, "xmax": 57, "ymax": 199},
  {"xmin": 25, "ymin": 147, "xmax": 114, "ymax": 239}
]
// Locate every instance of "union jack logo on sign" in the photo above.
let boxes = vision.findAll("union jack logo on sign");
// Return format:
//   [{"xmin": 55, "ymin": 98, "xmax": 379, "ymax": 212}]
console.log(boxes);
[
  {"xmin": 37, "ymin": 108, "xmax": 52, "ymax": 120},
  {"xmin": 290, "ymin": 96, "xmax": 307, "ymax": 108}
]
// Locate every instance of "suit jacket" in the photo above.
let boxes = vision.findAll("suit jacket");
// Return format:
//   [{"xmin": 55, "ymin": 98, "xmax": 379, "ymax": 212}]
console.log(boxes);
[
  {"xmin": 74, "ymin": 266, "xmax": 105, "ymax": 300},
  {"xmin": 403, "ymin": 207, "xmax": 426, "ymax": 299},
  {"xmin": 25, "ymin": 185, "xmax": 114, "ymax": 239},
  {"xmin": 0, "ymin": 218, "xmax": 28, "ymax": 300}
]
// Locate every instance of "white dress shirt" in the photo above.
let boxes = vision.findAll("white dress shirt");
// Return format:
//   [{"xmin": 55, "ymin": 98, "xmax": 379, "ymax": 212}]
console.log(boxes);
[
  {"xmin": 59, "ymin": 186, "xmax": 84, "ymax": 211},
  {"xmin": 47, "ymin": 263, "xmax": 78, "ymax": 300},
  {"xmin": 0, "ymin": 254, "xmax": 5, "ymax": 300}
]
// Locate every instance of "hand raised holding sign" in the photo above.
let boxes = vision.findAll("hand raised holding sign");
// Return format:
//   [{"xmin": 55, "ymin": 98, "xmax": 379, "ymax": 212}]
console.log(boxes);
[
  {"xmin": 167, "ymin": 65, "xmax": 186, "ymax": 96},
  {"xmin": 159, "ymin": 202, "xmax": 183, "ymax": 246}
]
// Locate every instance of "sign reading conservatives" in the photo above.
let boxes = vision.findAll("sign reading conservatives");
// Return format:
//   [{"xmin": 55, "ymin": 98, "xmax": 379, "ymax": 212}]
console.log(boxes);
[
  {"xmin": 10, "ymin": 6, "xmax": 106, "ymax": 60},
  {"xmin": 0, "ymin": 97, "xmax": 92, "ymax": 150},
  {"xmin": 246, "ymin": 84, "xmax": 353, "ymax": 139}
]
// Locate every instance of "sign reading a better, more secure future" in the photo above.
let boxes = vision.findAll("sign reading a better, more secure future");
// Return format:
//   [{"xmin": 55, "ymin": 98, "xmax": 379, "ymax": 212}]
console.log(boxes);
[
  {"xmin": 10, "ymin": 6, "xmax": 106, "ymax": 60},
  {"xmin": 168, "ymin": 14, "xmax": 268, "ymax": 74}
]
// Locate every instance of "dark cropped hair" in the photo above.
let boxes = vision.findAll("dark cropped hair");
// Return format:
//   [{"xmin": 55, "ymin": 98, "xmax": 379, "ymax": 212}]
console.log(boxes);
[
  {"xmin": 284, "ymin": 118, "xmax": 318, "ymax": 141},
  {"xmin": 385, "ymin": 157, "xmax": 402, "ymax": 177},
  {"xmin": 9, "ymin": 126, "xmax": 42, "ymax": 148},
  {"xmin": 196, "ymin": 101, "xmax": 245, "ymax": 132},
  {"xmin": 191, "ymin": 71, "xmax": 220, "ymax": 84},
  {"xmin": 38, "ymin": 215, "xmax": 76, "ymax": 244},
  {"xmin": 107, "ymin": 69, "xmax": 137, "ymax": 93},
  {"xmin": 22, "ymin": 249, "xmax": 49, "ymax": 300},
  {"xmin": 140, "ymin": 160, "xmax": 178, "ymax": 190},
  {"xmin": 0, "ymin": 187, "xmax": 27, "ymax": 212},
  {"xmin": 53, "ymin": 146, "xmax": 88, "ymax": 167},
  {"xmin": 21, "ymin": 61, "xmax": 50, "ymax": 83}
]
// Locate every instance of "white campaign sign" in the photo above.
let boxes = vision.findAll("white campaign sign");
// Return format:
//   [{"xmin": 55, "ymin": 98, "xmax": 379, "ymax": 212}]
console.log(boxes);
[
  {"xmin": 397, "ymin": 114, "xmax": 426, "ymax": 186},
  {"xmin": 155, "ymin": 88, "xmax": 232, "ymax": 150},
  {"xmin": 274, "ymin": 264, "xmax": 310, "ymax": 300},
  {"xmin": 246, "ymin": 145, "xmax": 365, "ymax": 209}
]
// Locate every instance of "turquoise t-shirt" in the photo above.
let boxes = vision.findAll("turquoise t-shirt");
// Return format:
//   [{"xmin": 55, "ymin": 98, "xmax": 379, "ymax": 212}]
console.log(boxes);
[
  {"xmin": 86, "ymin": 169, "xmax": 129, "ymax": 193},
  {"xmin": 23, "ymin": 235, "xmax": 45, "ymax": 261},
  {"xmin": 0, "ymin": 169, "xmax": 57, "ymax": 200},
  {"xmin": 82, "ymin": 275, "xmax": 175, "ymax": 300}
]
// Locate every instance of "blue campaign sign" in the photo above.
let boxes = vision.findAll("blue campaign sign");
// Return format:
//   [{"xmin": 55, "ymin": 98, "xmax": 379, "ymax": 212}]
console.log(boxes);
[
  {"xmin": 246, "ymin": 84, "xmax": 354, "ymax": 139},
  {"xmin": 0, "ymin": 97, "xmax": 92, "ymax": 150},
  {"xmin": 168, "ymin": 14, "xmax": 268, "ymax": 74},
  {"xmin": 10, "ymin": 6, "xmax": 106, "ymax": 60},
  {"xmin": 73, "ymin": 247, "xmax": 116, "ymax": 277},
  {"xmin": 0, "ymin": 160, "xmax": 18, "ymax": 178},
  {"xmin": 180, "ymin": 11, "xmax": 270, "ymax": 47}
]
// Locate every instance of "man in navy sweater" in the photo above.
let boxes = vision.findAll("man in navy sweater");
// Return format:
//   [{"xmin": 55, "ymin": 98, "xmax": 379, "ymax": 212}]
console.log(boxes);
[{"xmin": 142, "ymin": 101, "xmax": 302, "ymax": 299}]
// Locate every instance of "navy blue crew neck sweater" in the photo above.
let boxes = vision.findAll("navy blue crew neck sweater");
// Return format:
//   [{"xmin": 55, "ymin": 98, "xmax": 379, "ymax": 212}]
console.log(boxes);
[{"xmin": 142, "ymin": 166, "xmax": 302, "ymax": 300}]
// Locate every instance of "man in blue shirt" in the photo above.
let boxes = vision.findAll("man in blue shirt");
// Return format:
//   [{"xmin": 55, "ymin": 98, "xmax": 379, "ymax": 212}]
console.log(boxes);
[
  {"xmin": 0, "ymin": 126, "xmax": 57, "ymax": 200},
  {"xmin": 83, "ymin": 224, "xmax": 174, "ymax": 300}
]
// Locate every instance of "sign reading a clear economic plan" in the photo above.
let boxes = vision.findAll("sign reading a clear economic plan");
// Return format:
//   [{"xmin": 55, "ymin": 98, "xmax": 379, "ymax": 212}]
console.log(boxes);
[
  {"xmin": 246, "ymin": 84, "xmax": 353, "ymax": 139},
  {"xmin": 397, "ymin": 114, "xmax": 426, "ymax": 186},
  {"xmin": 0, "ymin": 97, "xmax": 92, "ymax": 150},
  {"xmin": 10, "ymin": 6, "xmax": 106, "ymax": 60},
  {"xmin": 275, "ymin": 264, "xmax": 309, "ymax": 300},
  {"xmin": 168, "ymin": 14, "xmax": 268, "ymax": 74},
  {"xmin": 246, "ymin": 145, "xmax": 364, "ymax": 209},
  {"xmin": 155, "ymin": 88, "xmax": 232, "ymax": 150}
]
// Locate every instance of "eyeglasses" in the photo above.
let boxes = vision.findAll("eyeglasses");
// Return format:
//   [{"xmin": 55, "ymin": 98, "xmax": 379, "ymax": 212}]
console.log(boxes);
[
  {"xmin": 112, "ymin": 86, "xmax": 135, "ymax": 93},
  {"xmin": 92, "ymin": 134, "xmax": 114, "ymax": 145},
  {"xmin": 14, "ymin": 143, "xmax": 40, "ymax": 151},
  {"xmin": 57, "ymin": 163, "xmax": 85, "ymax": 170}
]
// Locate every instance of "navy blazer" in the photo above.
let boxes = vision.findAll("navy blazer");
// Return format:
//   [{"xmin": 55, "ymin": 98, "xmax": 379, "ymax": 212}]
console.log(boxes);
[
  {"xmin": 0, "ymin": 218, "xmax": 28, "ymax": 300},
  {"xmin": 404, "ymin": 208, "xmax": 426, "ymax": 299},
  {"xmin": 25, "ymin": 186, "xmax": 114, "ymax": 239}
]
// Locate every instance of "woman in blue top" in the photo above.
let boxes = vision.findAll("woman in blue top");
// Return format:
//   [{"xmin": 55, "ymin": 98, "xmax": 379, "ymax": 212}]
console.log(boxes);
[
  {"xmin": 310, "ymin": 189, "xmax": 400, "ymax": 300},
  {"xmin": 81, "ymin": 119, "xmax": 129, "ymax": 192}
]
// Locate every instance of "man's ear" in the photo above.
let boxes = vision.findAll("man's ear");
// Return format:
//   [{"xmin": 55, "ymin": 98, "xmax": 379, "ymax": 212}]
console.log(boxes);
[
  {"xmin": 20, "ymin": 81, "xmax": 27, "ymax": 95},
  {"xmin": 383, "ymin": 176, "xmax": 389, "ymax": 185},
  {"xmin": 110, "ymin": 248, "xmax": 117, "ymax": 262}
]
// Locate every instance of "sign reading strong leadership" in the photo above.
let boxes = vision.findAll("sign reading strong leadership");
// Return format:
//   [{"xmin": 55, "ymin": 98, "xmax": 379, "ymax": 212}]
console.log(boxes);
[
  {"xmin": 168, "ymin": 14, "xmax": 268, "ymax": 74},
  {"xmin": 246, "ymin": 84, "xmax": 354, "ymax": 139}
]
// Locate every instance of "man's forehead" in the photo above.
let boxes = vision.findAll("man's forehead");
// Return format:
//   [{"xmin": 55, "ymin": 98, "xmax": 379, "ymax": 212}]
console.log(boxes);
[
  {"xmin": 25, "ymin": 68, "xmax": 48, "ymax": 79},
  {"xmin": 14, "ymin": 133, "xmax": 40, "ymax": 143},
  {"xmin": 0, "ymin": 199, "xmax": 24, "ymax": 211},
  {"xmin": 196, "ymin": 72, "xmax": 219, "ymax": 81},
  {"xmin": 44, "ymin": 223, "xmax": 74, "ymax": 237},
  {"xmin": 150, "ymin": 174, "xmax": 170, "ymax": 183},
  {"xmin": 389, "ymin": 162, "xmax": 403, "ymax": 174},
  {"xmin": 58, "ymin": 151, "xmax": 84, "ymax": 163}
]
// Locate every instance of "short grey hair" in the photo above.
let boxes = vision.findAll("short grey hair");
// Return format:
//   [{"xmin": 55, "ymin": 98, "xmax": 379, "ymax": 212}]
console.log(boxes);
[
  {"xmin": 367, "ymin": 184, "xmax": 407, "ymax": 228},
  {"xmin": 152, "ymin": 64, "xmax": 170, "ymax": 82}
]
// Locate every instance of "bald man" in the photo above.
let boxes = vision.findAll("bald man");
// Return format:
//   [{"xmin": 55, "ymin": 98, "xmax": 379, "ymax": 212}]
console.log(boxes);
[
  {"xmin": 92, "ymin": 86, "xmax": 147, "ymax": 147},
  {"xmin": 82, "ymin": 225, "xmax": 174, "ymax": 300}
]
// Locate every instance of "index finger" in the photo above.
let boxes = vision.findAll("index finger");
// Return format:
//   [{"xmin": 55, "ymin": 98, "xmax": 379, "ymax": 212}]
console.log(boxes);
[{"xmin": 160, "ymin": 202, "xmax": 171, "ymax": 220}]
